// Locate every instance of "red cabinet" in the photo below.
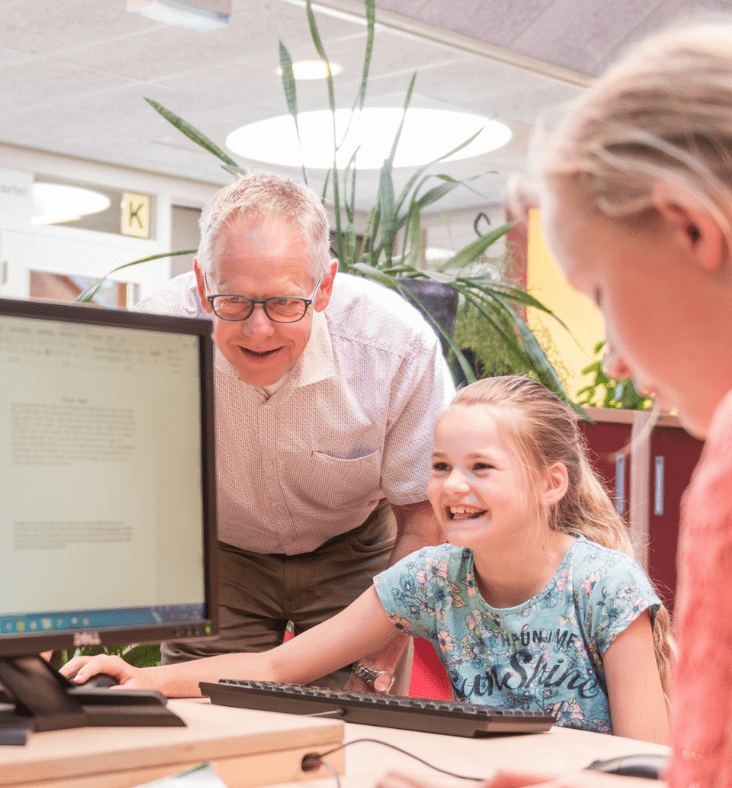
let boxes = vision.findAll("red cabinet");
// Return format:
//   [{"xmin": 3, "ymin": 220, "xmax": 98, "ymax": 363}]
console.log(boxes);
[{"xmin": 581, "ymin": 408, "xmax": 704, "ymax": 614}]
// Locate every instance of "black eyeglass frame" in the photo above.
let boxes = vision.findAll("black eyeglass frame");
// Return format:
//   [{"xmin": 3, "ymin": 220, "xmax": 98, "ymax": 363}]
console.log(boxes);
[{"xmin": 204, "ymin": 273, "xmax": 324, "ymax": 323}]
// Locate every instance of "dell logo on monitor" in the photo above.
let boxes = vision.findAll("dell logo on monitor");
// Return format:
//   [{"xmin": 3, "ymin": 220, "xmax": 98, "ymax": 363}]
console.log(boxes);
[{"xmin": 73, "ymin": 631, "xmax": 102, "ymax": 647}]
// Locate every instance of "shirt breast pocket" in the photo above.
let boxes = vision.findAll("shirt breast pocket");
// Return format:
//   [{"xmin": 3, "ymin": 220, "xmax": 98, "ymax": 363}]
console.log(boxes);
[{"xmin": 296, "ymin": 447, "xmax": 383, "ymax": 509}]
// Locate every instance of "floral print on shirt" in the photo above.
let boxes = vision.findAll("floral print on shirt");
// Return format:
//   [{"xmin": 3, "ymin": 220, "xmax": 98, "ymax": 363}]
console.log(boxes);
[{"xmin": 375, "ymin": 536, "xmax": 660, "ymax": 733}]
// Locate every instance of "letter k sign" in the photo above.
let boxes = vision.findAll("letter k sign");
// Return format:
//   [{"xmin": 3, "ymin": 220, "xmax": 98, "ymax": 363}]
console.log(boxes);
[{"xmin": 121, "ymin": 192, "xmax": 150, "ymax": 238}]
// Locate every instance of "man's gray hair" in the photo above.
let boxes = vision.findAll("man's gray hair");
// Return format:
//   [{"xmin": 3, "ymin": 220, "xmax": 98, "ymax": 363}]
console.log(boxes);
[{"xmin": 197, "ymin": 173, "xmax": 332, "ymax": 277}]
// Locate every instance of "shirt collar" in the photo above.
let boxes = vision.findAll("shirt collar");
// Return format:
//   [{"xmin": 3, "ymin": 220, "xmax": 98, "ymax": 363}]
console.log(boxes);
[{"xmin": 290, "ymin": 308, "xmax": 335, "ymax": 388}]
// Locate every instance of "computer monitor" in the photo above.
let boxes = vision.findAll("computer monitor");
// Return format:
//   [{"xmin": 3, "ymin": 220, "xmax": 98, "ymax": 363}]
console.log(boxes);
[{"xmin": 0, "ymin": 296, "xmax": 218, "ymax": 744}]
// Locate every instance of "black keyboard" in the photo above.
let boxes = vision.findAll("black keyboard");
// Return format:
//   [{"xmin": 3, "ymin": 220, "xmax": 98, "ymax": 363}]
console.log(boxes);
[{"xmin": 199, "ymin": 679, "xmax": 556, "ymax": 738}]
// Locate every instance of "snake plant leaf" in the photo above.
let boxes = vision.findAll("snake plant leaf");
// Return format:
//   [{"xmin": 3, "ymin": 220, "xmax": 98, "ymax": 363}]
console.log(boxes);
[
  {"xmin": 278, "ymin": 41, "xmax": 308, "ymax": 185},
  {"xmin": 378, "ymin": 160, "xmax": 397, "ymax": 264},
  {"xmin": 302, "ymin": 0, "xmax": 344, "ymax": 257},
  {"xmin": 403, "ymin": 268, "xmax": 456, "ymax": 285},
  {"xmin": 344, "ymin": 145, "xmax": 360, "ymax": 224},
  {"xmin": 402, "ymin": 204, "xmax": 422, "ymax": 268},
  {"xmin": 433, "ymin": 224, "xmax": 513, "ymax": 273},
  {"xmin": 220, "ymin": 163, "xmax": 249, "ymax": 178},
  {"xmin": 393, "ymin": 127, "xmax": 486, "ymax": 217},
  {"xmin": 453, "ymin": 273, "xmax": 574, "ymax": 336},
  {"xmin": 432, "ymin": 171, "xmax": 497, "ymax": 201},
  {"xmin": 452, "ymin": 282, "xmax": 534, "ymax": 360},
  {"xmin": 145, "ymin": 98, "xmax": 239, "ymax": 169},
  {"xmin": 351, "ymin": 262, "xmax": 399, "ymax": 287},
  {"xmin": 377, "ymin": 73, "xmax": 415, "ymax": 263},
  {"xmin": 357, "ymin": 0, "xmax": 376, "ymax": 109},
  {"xmin": 394, "ymin": 282, "xmax": 476, "ymax": 382},
  {"xmin": 411, "ymin": 181, "xmax": 459, "ymax": 214},
  {"xmin": 305, "ymin": 0, "xmax": 336, "ymax": 114},
  {"xmin": 491, "ymin": 292, "xmax": 583, "ymax": 414},
  {"xmin": 278, "ymin": 41, "xmax": 298, "ymax": 118},
  {"xmin": 74, "ymin": 249, "xmax": 197, "ymax": 303}
]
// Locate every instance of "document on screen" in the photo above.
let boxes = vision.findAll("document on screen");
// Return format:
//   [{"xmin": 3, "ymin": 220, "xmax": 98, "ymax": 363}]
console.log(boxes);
[{"xmin": 0, "ymin": 312, "xmax": 206, "ymax": 619}]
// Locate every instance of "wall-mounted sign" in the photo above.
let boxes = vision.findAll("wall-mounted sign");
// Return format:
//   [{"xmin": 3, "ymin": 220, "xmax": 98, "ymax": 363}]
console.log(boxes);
[
  {"xmin": 121, "ymin": 192, "xmax": 150, "ymax": 238},
  {"xmin": 0, "ymin": 168, "xmax": 33, "ymax": 225}
]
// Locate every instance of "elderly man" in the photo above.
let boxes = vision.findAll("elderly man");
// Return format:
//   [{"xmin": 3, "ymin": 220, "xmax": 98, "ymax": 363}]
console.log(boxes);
[{"xmin": 135, "ymin": 172, "xmax": 454, "ymax": 692}]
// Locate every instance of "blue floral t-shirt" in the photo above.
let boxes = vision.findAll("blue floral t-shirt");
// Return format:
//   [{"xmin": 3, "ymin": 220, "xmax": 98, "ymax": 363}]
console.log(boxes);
[{"xmin": 374, "ymin": 536, "xmax": 660, "ymax": 733}]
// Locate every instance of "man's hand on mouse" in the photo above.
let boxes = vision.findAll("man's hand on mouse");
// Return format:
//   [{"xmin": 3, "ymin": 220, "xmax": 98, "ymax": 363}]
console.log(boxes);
[{"xmin": 60, "ymin": 654, "xmax": 151, "ymax": 689}]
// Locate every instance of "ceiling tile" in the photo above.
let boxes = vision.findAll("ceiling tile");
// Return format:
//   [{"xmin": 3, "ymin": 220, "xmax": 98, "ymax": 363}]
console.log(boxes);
[
  {"xmin": 54, "ymin": 2, "xmax": 365, "ymax": 82},
  {"xmin": 376, "ymin": 0, "xmax": 556, "ymax": 49},
  {"xmin": 594, "ymin": 0, "xmax": 732, "ymax": 74},
  {"xmin": 499, "ymin": 0, "xmax": 666, "ymax": 75},
  {"xmin": 0, "ymin": 58, "xmax": 136, "ymax": 113},
  {"xmin": 0, "ymin": 0, "xmax": 156, "ymax": 55}
]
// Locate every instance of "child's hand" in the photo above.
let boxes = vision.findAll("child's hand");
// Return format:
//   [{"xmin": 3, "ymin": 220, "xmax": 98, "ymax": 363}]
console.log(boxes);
[
  {"xmin": 59, "ymin": 654, "xmax": 152, "ymax": 690},
  {"xmin": 478, "ymin": 771, "xmax": 665, "ymax": 788},
  {"xmin": 374, "ymin": 770, "xmax": 663, "ymax": 788}
]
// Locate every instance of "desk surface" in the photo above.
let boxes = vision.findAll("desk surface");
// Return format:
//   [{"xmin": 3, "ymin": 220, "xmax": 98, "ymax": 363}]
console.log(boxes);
[
  {"xmin": 0, "ymin": 699, "xmax": 344, "ymax": 788},
  {"xmin": 268, "ymin": 720, "xmax": 671, "ymax": 788},
  {"xmin": 0, "ymin": 700, "xmax": 670, "ymax": 788}
]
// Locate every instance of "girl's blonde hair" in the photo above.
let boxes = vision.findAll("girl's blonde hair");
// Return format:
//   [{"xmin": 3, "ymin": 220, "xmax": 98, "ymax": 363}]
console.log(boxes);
[
  {"xmin": 449, "ymin": 376, "xmax": 674, "ymax": 691},
  {"xmin": 528, "ymin": 17, "xmax": 732, "ymax": 242}
]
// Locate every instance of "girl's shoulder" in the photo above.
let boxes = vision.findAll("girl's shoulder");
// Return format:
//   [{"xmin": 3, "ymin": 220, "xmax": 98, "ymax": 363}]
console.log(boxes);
[
  {"xmin": 565, "ymin": 537, "xmax": 659, "ymax": 609},
  {"xmin": 403, "ymin": 542, "xmax": 470, "ymax": 568},
  {"xmin": 568, "ymin": 536, "xmax": 645, "ymax": 576},
  {"xmin": 377, "ymin": 543, "xmax": 473, "ymax": 583}
]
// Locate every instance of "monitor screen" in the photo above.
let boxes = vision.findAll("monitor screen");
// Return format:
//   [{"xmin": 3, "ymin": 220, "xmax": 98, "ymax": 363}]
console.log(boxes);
[{"xmin": 0, "ymin": 296, "xmax": 218, "ymax": 741}]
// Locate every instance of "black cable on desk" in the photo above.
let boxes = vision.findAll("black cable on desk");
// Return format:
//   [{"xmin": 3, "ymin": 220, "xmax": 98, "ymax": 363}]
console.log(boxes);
[{"xmin": 302, "ymin": 737, "xmax": 486, "ymax": 782}]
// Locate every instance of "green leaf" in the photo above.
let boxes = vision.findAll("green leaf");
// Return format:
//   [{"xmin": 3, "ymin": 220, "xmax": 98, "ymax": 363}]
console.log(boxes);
[
  {"xmin": 278, "ymin": 41, "xmax": 308, "ymax": 185},
  {"xmin": 403, "ymin": 205, "xmax": 422, "ymax": 268},
  {"xmin": 144, "ymin": 98, "xmax": 239, "ymax": 169},
  {"xmin": 358, "ymin": 0, "xmax": 376, "ymax": 109},
  {"xmin": 220, "ymin": 163, "xmax": 248, "ymax": 178},
  {"xmin": 306, "ymin": 0, "xmax": 336, "ymax": 114},
  {"xmin": 351, "ymin": 263, "xmax": 399, "ymax": 288},
  {"xmin": 74, "ymin": 249, "xmax": 197, "ymax": 303},
  {"xmin": 278, "ymin": 41, "xmax": 298, "ymax": 118},
  {"xmin": 435, "ymin": 226, "xmax": 512, "ymax": 272},
  {"xmin": 378, "ymin": 161, "xmax": 397, "ymax": 264}
]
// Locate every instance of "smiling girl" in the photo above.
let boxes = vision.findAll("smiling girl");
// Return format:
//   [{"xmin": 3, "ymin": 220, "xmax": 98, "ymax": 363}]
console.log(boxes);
[
  {"xmin": 373, "ymin": 375, "xmax": 670, "ymax": 742},
  {"xmin": 62, "ymin": 376, "xmax": 670, "ymax": 742}
]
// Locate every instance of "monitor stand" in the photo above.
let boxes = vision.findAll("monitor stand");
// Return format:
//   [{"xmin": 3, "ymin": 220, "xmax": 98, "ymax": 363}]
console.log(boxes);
[{"xmin": 0, "ymin": 655, "xmax": 185, "ymax": 746}]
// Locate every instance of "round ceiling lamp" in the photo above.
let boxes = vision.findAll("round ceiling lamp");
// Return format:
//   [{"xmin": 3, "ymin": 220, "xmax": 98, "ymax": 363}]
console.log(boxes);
[
  {"xmin": 32, "ymin": 183, "xmax": 111, "ymax": 226},
  {"xmin": 225, "ymin": 107, "xmax": 512, "ymax": 170}
]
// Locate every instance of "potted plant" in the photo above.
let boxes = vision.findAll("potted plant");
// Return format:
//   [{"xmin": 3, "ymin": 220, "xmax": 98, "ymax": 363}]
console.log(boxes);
[{"xmin": 78, "ymin": 0, "xmax": 575, "ymax": 409}]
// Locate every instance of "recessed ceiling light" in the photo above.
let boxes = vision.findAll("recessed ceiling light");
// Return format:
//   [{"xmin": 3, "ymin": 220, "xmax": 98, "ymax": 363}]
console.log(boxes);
[
  {"xmin": 32, "ymin": 183, "xmax": 111, "ymax": 226},
  {"xmin": 226, "ymin": 107, "xmax": 512, "ymax": 170},
  {"xmin": 276, "ymin": 60, "xmax": 343, "ymax": 80},
  {"xmin": 127, "ymin": 0, "xmax": 231, "ymax": 32}
]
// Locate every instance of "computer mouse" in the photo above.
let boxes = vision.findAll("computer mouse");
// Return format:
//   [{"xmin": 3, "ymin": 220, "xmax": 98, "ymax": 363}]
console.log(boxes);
[
  {"xmin": 78, "ymin": 672, "xmax": 120, "ymax": 689},
  {"xmin": 586, "ymin": 754, "xmax": 668, "ymax": 780}
]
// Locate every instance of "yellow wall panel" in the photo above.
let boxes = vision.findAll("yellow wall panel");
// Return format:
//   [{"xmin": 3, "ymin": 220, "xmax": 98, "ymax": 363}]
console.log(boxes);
[{"xmin": 526, "ymin": 208, "xmax": 605, "ymax": 400}]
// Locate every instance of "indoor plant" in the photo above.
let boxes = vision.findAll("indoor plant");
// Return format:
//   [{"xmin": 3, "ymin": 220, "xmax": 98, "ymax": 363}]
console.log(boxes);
[{"xmin": 78, "ymin": 0, "xmax": 574, "ymax": 408}]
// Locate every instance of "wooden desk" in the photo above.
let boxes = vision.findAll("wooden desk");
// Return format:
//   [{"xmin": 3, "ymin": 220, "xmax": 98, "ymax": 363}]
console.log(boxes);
[
  {"xmin": 0, "ymin": 700, "xmax": 344, "ymax": 788},
  {"xmin": 0, "ymin": 700, "xmax": 671, "ymax": 788},
  {"xmin": 269, "ymin": 721, "xmax": 671, "ymax": 788}
]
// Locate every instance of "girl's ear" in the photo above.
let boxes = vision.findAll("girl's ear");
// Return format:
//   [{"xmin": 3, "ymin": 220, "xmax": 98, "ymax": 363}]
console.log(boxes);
[
  {"xmin": 652, "ymin": 182, "xmax": 726, "ymax": 273},
  {"xmin": 542, "ymin": 462, "xmax": 569, "ymax": 506}
]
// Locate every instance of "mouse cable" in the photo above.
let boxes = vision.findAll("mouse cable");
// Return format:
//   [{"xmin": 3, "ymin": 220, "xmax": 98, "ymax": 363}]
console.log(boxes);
[{"xmin": 302, "ymin": 737, "xmax": 485, "ymax": 782}]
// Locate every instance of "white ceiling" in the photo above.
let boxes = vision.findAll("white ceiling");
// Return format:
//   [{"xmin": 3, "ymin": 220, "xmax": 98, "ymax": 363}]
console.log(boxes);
[{"xmin": 0, "ymin": 0, "xmax": 728, "ymax": 214}]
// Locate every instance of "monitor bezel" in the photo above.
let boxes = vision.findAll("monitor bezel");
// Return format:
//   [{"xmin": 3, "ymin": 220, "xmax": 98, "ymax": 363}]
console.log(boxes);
[{"xmin": 0, "ymin": 296, "xmax": 219, "ymax": 656}]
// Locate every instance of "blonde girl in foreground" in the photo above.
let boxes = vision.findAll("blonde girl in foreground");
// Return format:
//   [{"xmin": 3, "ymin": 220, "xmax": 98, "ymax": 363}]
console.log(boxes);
[
  {"xmin": 62, "ymin": 376, "xmax": 670, "ymax": 743},
  {"xmin": 377, "ymin": 16, "xmax": 732, "ymax": 788}
]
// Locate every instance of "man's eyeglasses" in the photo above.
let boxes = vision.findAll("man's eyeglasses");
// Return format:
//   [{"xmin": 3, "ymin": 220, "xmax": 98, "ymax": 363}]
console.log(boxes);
[{"xmin": 204, "ymin": 274, "xmax": 324, "ymax": 323}]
